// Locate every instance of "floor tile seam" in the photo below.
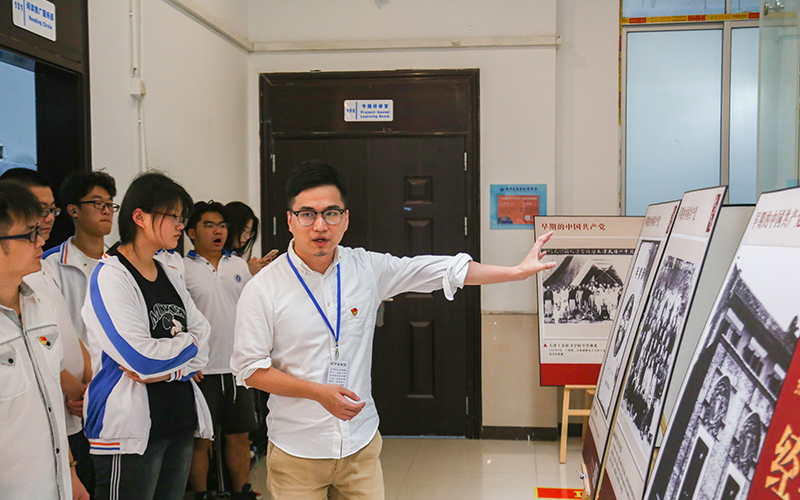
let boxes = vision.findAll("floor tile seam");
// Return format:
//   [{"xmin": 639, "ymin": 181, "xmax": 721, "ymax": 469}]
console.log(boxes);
[{"xmin": 391, "ymin": 439, "xmax": 423, "ymax": 500}]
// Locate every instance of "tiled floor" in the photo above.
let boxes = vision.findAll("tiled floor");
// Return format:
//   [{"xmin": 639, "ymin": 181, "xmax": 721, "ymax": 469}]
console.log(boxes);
[{"xmin": 248, "ymin": 437, "xmax": 586, "ymax": 500}]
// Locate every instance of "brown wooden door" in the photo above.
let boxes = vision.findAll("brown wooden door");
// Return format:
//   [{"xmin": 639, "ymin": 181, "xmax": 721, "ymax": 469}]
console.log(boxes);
[{"xmin": 261, "ymin": 71, "xmax": 480, "ymax": 436}]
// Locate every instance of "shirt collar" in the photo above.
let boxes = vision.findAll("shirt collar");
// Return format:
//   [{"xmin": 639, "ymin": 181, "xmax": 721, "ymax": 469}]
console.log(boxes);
[
  {"xmin": 62, "ymin": 237, "xmax": 106, "ymax": 266},
  {"xmin": 187, "ymin": 249, "xmax": 229, "ymax": 264},
  {"xmin": 287, "ymin": 239, "xmax": 340, "ymax": 276}
]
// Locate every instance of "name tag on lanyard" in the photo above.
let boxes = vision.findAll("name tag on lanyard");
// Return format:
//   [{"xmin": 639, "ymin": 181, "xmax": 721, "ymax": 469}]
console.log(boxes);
[{"xmin": 327, "ymin": 360, "xmax": 349, "ymax": 388}]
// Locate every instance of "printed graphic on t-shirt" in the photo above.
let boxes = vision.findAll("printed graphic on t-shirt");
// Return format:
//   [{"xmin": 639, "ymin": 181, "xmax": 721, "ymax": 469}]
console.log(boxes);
[{"xmin": 149, "ymin": 303, "xmax": 186, "ymax": 336}]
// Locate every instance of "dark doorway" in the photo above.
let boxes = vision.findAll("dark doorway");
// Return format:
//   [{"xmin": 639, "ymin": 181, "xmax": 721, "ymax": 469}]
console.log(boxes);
[
  {"xmin": 260, "ymin": 70, "xmax": 481, "ymax": 437},
  {"xmin": 679, "ymin": 437, "xmax": 709, "ymax": 500},
  {"xmin": 0, "ymin": 0, "xmax": 91, "ymax": 249}
]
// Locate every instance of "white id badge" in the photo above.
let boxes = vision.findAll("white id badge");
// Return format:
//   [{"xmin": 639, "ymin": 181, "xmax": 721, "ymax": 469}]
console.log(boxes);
[{"xmin": 327, "ymin": 360, "xmax": 349, "ymax": 388}]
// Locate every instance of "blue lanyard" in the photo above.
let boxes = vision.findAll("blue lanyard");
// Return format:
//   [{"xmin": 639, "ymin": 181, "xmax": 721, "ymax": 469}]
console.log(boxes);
[{"xmin": 287, "ymin": 254, "xmax": 342, "ymax": 359}]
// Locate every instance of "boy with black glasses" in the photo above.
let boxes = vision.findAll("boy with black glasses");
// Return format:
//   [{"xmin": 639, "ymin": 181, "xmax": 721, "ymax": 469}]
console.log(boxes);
[
  {"xmin": 43, "ymin": 169, "xmax": 118, "ymax": 344},
  {"xmin": 0, "ymin": 181, "xmax": 88, "ymax": 499},
  {"xmin": 1, "ymin": 168, "xmax": 94, "ymax": 498}
]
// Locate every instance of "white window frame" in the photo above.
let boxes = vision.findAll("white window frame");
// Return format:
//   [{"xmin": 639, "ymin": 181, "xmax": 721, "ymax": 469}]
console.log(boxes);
[{"xmin": 620, "ymin": 17, "xmax": 759, "ymax": 214}]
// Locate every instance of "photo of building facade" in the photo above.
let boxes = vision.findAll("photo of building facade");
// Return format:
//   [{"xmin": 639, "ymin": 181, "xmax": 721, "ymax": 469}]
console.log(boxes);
[{"xmin": 647, "ymin": 262, "xmax": 800, "ymax": 500}]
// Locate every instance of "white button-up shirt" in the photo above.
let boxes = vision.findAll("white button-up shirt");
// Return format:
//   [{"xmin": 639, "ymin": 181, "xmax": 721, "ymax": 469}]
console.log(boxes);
[
  {"xmin": 184, "ymin": 250, "xmax": 250, "ymax": 374},
  {"xmin": 0, "ymin": 283, "xmax": 71, "ymax": 500},
  {"xmin": 231, "ymin": 242, "xmax": 471, "ymax": 459}
]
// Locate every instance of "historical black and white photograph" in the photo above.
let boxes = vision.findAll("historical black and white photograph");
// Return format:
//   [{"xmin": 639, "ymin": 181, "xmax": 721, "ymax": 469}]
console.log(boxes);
[
  {"xmin": 620, "ymin": 255, "xmax": 697, "ymax": 460},
  {"xmin": 540, "ymin": 252, "xmax": 628, "ymax": 324},
  {"xmin": 646, "ymin": 245, "xmax": 800, "ymax": 500},
  {"xmin": 596, "ymin": 240, "xmax": 661, "ymax": 419}
]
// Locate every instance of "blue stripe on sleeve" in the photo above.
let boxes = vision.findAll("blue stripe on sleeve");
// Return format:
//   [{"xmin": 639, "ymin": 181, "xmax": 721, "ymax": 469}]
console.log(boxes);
[
  {"xmin": 89, "ymin": 262, "xmax": 198, "ymax": 375},
  {"xmin": 84, "ymin": 352, "xmax": 123, "ymax": 439}
]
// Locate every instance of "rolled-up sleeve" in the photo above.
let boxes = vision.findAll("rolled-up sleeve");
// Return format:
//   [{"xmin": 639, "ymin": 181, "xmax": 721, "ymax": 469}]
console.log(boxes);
[
  {"xmin": 231, "ymin": 279, "xmax": 274, "ymax": 388},
  {"xmin": 368, "ymin": 251, "xmax": 473, "ymax": 301}
]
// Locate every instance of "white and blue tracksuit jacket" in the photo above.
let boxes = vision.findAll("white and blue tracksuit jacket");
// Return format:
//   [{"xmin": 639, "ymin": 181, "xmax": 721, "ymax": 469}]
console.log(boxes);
[{"xmin": 81, "ymin": 253, "xmax": 213, "ymax": 455}]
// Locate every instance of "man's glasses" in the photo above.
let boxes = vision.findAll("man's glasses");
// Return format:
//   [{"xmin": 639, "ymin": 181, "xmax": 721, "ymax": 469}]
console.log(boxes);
[
  {"xmin": 76, "ymin": 201, "xmax": 120, "ymax": 213},
  {"xmin": 42, "ymin": 207, "xmax": 61, "ymax": 218},
  {"xmin": 149, "ymin": 211, "xmax": 189, "ymax": 227},
  {"xmin": 292, "ymin": 209, "xmax": 345, "ymax": 227},
  {"xmin": 201, "ymin": 221, "xmax": 228, "ymax": 230},
  {"xmin": 0, "ymin": 226, "xmax": 42, "ymax": 243}
]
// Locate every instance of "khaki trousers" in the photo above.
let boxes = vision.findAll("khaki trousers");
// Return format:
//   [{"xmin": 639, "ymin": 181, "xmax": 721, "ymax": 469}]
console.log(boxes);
[{"xmin": 266, "ymin": 431, "xmax": 384, "ymax": 500}]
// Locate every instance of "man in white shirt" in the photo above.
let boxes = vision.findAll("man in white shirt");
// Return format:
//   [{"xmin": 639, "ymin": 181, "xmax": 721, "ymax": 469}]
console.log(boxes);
[
  {"xmin": 231, "ymin": 162, "xmax": 556, "ymax": 500},
  {"xmin": 41, "ymin": 169, "xmax": 117, "ymax": 496},
  {"xmin": 0, "ymin": 181, "xmax": 88, "ymax": 500},
  {"xmin": 184, "ymin": 201, "xmax": 259, "ymax": 500},
  {"xmin": 0, "ymin": 169, "xmax": 90, "ymax": 500}
]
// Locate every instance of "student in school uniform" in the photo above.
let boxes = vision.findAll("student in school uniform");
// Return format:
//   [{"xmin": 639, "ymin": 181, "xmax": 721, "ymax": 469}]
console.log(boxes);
[
  {"xmin": 184, "ymin": 201, "xmax": 261, "ymax": 500},
  {"xmin": 43, "ymin": 169, "xmax": 118, "ymax": 495},
  {"xmin": 82, "ymin": 171, "xmax": 212, "ymax": 500},
  {"xmin": 0, "ymin": 181, "xmax": 88, "ymax": 500}
]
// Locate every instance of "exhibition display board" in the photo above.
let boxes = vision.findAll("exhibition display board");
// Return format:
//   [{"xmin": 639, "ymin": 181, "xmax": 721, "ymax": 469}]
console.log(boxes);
[
  {"xmin": 535, "ymin": 216, "xmax": 644, "ymax": 386},
  {"xmin": 659, "ymin": 205, "xmax": 755, "ymax": 431},
  {"xmin": 645, "ymin": 187, "xmax": 800, "ymax": 500},
  {"xmin": 598, "ymin": 186, "xmax": 727, "ymax": 500},
  {"xmin": 583, "ymin": 201, "xmax": 680, "ymax": 492}
]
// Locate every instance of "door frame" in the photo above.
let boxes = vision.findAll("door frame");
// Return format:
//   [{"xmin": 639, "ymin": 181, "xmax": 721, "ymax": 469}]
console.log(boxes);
[{"xmin": 259, "ymin": 69, "xmax": 482, "ymax": 437}]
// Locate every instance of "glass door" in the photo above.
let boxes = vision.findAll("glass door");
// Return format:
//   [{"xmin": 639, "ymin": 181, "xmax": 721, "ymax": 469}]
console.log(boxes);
[{"xmin": 758, "ymin": 0, "xmax": 800, "ymax": 193}]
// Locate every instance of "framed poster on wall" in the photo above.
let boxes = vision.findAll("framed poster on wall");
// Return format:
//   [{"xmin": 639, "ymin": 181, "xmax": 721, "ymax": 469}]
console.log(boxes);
[
  {"xmin": 535, "ymin": 216, "xmax": 643, "ymax": 386},
  {"xmin": 490, "ymin": 184, "xmax": 547, "ymax": 229}
]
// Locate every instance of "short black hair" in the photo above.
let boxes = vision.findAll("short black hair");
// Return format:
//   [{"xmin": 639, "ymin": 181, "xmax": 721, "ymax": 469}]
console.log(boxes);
[
  {"xmin": 60, "ymin": 170, "xmax": 117, "ymax": 206},
  {"xmin": 187, "ymin": 200, "xmax": 226, "ymax": 233},
  {"xmin": 285, "ymin": 161, "xmax": 347, "ymax": 210},
  {"xmin": 223, "ymin": 201, "xmax": 258, "ymax": 256},
  {"xmin": 0, "ymin": 181, "xmax": 43, "ymax": 251},
  {"xmin": 0, "ymin": 167, "xmax": 52, "ymax": 189},
  {"xmin": 118, "ymin": 171, "xmax": 193, "ymax": 246}
]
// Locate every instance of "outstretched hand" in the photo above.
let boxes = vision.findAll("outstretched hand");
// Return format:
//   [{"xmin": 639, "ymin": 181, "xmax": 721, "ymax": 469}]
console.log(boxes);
[
  {"xmin": 516, "ymin": 231, "xmax": 557, "ymax": 279},
  {"xmin": 315, "ymin": 384, "xmax": 366, "ymax": 421}
]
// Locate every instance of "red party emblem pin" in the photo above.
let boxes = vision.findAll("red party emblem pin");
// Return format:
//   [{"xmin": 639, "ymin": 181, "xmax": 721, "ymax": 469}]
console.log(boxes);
[{"xmin": 351, "ymin": 308, "xmax": 358, "ymax": 316}]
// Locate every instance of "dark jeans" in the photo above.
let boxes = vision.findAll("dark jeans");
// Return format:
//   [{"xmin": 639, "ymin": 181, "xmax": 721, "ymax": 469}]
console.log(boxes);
[
  {"xmin": 69, "ymin": 431, "xmax": 96, "ymax": 498},
  {"xmin": 93, "ymin": 435, "xmax": 193, "ymax": 500}
]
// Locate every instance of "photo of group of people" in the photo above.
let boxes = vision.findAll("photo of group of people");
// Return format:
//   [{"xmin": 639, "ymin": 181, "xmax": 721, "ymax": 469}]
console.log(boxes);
[
  {"xmin": 541, "ymin": 254, "xmax": 626, "ymax": 324},
  {"xmin": 621, "ymin": 255, "xmax": 697, "ymax": 457},
  {"xmin": 596, "ymin": 240, "xmax": 661, "ymax": 419}
]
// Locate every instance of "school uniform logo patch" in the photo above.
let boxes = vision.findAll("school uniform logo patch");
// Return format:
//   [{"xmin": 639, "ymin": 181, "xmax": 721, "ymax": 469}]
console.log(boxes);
[{"xmin": 234, "ymin": 274, "xmax": 242, "ymax": 283}]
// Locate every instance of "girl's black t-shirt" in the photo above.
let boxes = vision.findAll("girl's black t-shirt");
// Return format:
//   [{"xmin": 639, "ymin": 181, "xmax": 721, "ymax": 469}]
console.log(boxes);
[{"xmin": 111, "ymin": 250, "xmax": 197, "ymax": 440}]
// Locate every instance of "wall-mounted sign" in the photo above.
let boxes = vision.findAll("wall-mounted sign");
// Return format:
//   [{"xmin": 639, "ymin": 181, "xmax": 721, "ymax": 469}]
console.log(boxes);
[
  {"xmin": 344, "ymin": 100, "xmax": 393, "ymax": 122},
  {"xmin": 490, "ymin": 184, "xmax": 547, "ymax": 229},
  {"xmin": 12, "ymin": 0, "xmax": 56, "ymax": 42}
]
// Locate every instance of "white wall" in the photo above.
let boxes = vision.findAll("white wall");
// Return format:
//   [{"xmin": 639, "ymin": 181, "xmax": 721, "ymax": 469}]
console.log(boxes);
[
  {"xmin": 87, "ymin": 0, "xmax": 621, "ymax": 431},
  {"xmin": 555, "ymin": 0, "xmax": 621, "ymax": 217},
  {"xmin": 88, "ymin": 0, "xmax": 250, "ymax": 226},
  {"xmin": 246, "ymin": 0, "xmax": 556, "ymax": 41}
]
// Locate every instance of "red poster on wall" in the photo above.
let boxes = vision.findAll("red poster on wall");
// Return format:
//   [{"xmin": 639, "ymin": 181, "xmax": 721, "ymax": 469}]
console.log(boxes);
[{"xmin": 497, "ymin": 194, "xmax": 540, "ymax": 225}]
